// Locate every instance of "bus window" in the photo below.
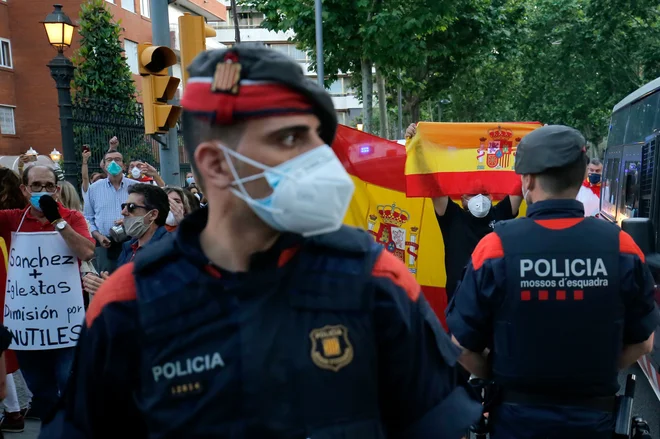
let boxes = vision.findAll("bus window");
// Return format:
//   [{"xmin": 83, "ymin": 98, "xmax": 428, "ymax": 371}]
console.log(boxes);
[
  {"xmin": 608, "ymin": 107, "xmax": 630, "ymax": 147},
  {"xmin": 620, "ymin": 161, "xmax": 641, "ymax": 218},
  {"xmin": 626, "ymin": 93, "xmax": 660, "ymax": 144},
  {"xmin": 601, "ymin": 157, "xmax": 620, "ymax": 219}
]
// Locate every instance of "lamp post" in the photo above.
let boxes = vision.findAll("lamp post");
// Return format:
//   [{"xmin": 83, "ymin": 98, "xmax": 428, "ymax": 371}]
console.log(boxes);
[
  {"xmin": 49, "ymin": 148, "xmax": 62, "ymax": 162},
  {"xmin": 438, "ymin": 98, "xmax": 451, "ymax": 122},
  {"xmin": 42, "ymin": 4, "xmax": 77, "ymax": 189}
]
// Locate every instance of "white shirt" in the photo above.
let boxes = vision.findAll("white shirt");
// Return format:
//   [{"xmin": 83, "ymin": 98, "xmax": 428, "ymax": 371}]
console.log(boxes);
[{"xmin": 577, "ymin": 186, "xmax": 600, "ymax": 217}]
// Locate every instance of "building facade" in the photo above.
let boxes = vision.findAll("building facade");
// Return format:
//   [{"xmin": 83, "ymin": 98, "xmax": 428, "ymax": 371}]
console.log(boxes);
[
  {"xmin": 0, "ymin": 0, "xmax": 225, "ymax": 156},
  {"xmin": 210, "ymin": 3, "xmax": 362, "ymax": 126}
]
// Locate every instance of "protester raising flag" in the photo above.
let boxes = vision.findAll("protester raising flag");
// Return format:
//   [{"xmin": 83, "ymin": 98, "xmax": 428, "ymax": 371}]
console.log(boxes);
[
  {"xmin": 332, "ymin": 125, "xmax": 449, "ymax": 326},
  {"xmin": 404, "ymin": 122, "xmax": 542, "ymax": 199}
]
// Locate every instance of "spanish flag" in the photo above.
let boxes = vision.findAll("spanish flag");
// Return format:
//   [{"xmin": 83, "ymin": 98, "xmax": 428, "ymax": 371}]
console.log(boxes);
[
  {"xmin": 405, "ymin": 122, "xmax": 542, "ymax": 199},
  {"xmin": 333, "ymin": 126, "xmax": 449, "ymax": 327}
]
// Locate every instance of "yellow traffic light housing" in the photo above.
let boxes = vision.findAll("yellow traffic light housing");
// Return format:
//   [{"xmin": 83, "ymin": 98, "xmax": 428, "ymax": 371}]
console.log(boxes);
[
  {"xmin": 179, "ymin": 13, "xmax": 217, "ymax": 88},
  {"xmin": 138, "ymin": 43, "xmax": 182, "ymax": 135}
]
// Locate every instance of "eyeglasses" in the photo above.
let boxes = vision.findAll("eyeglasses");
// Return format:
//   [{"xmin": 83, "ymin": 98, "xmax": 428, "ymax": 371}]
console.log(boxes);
[
  {"xmin": 121, "ymin": 203, "xmax": 152, "ymax": 213},
  {"xmin": 29, "ymin": 183, "xmax": 58, "ymax": 193}
]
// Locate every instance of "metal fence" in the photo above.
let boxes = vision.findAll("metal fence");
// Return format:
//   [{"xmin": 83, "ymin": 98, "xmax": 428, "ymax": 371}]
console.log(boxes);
[{"xmin": 71, "ymin": 98, "xmax": 190, "ymax": 185}]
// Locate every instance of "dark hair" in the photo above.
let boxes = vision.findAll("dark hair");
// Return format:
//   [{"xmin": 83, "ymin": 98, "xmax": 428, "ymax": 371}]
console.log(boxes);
[
  {"xmin": 0, "ymin": 169, "xmax": 27, "ymax": 209},
  {"xmin": 22, "ymin": 165, "xmax": 58, "ymax": 186},
  {"xmin": 182, "ymin": 188, "xmax": 201, "ymax": 212},
  {"xmin": 128, "ymin": 184, "xmax": 170, "ymax": 226},
  {"xmin": 536, "ymin": 154, "xmax": 589, "ymax": 195}
]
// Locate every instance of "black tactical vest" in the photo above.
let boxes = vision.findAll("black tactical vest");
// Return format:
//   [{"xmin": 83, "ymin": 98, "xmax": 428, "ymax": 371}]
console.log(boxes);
[
  {"xmin": 493, "ymin": 217, "xmax": 623, "ymax": 397},
  {"xmin": 131, "ymin": 226, "xmax": 387, "ymax": 438}
]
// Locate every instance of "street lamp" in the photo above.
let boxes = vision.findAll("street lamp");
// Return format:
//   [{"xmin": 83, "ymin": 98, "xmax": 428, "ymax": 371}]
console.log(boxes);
[
  {"xmin": 49, "ymin": 148, "xmax": 62, "ymax": 162},
  {"xmin": 357, "ymin": 123, "xmax": 364, "ymax": 131},
  {"xmin": 41, "ymin": 4, "xmax": 78, "ymax": 188},
  {"xmin": 438, "ymin": 98, "xmax": 451, "ymax": 122}
]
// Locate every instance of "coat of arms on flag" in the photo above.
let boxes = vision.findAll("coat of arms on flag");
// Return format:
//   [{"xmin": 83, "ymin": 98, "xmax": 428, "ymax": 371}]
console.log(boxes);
[
  {"xmin": 367, "ymin": 203, "xmax": 420, "ymax": 274},
  {"xmin": 475, "ymin": 126, "xmax": 523, "ymax": 171}
]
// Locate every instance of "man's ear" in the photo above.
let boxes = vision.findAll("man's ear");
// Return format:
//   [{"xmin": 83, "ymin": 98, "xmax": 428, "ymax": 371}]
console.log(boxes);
[
  {"xmin": 522, "ymin": 174, "xmax": 536, "ymax": 192},
  {"xmin": 194, "ymin": 142, "xmax": 233, "ymax": 189}
]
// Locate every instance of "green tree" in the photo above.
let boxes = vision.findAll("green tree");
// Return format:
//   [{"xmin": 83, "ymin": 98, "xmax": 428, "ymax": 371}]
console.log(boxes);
[{"xmin": 71, "ymin": 0, "xmax": 137, "ymax": 109}]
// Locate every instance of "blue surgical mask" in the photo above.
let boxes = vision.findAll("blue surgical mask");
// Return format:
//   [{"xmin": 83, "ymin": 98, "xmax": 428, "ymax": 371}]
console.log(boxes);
[
  {"xmin": 186, "ymin": 177, "xmax": 194, "ymax": 185},
  {"xmin": 107, "ymin": 161, "xmax": 122, "ymax": 176},
  {"xmin": 588, "ymin": 173, "xmax": 601, "ymax": 185},
  {"xmin": 30, "ymin": 192, "xmax": 49, "ymax": 211}
]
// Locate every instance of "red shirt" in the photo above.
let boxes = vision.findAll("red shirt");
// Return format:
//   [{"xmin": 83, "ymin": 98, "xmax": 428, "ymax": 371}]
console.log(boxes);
[
  {"xmin": 0, "ymin": 205, "xmax": 94, "ymax": 247},
  {"xmin": 582, "ymin": 180, "xmax": 601, "ymax": 197}
]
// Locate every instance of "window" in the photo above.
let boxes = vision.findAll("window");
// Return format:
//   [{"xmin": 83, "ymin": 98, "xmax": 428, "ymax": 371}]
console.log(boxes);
[
  {"xmin": 327, "ymin": 79, "xmax": 343, "ymax": 96},
  {"xmin": 620, "ymin": 160, "xmax": 641, "ymax": 218},
  {"xmin": 121, "ymin": 0, "xmax": 135, "ymax": 13},
  {"xmin": 601, "ymin": 157, "xmax": 620, "ymax": 219},
  {"xmin": 607, "ymin": 107, "xmax": 629, "ymax": 147},
  {"xmin": 124, "ymin": 39, "xmax": 139, "ymax": 74},
  {"xmin": 625, "ymin": 94, "xmax": 659, "ymax": 144},
  {"xmin": 0, "ymin": 38, "xmax": 11, "ymax": 69},
  {"xmin": 0, "ymin": 106, "xmax": 15, "ymax": 135},
  {"xmin": 140, "ymin": 0, "xmax": 150, "ymax": 17}
]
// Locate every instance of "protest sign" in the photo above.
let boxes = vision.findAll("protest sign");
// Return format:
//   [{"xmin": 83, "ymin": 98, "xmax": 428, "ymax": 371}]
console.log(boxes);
[{"xmin": 5, "ymin": 232, "xmax": 84, "ymax": 350}]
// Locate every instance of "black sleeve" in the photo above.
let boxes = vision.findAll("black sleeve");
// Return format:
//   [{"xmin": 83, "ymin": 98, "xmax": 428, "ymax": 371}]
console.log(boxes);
[
  {"xmin": 436, "ymin": 198, "xmax": 461, "ymax": 229},
  {"xmin": 493, "ymin": 195, "xmax": 515, "ymax": 221},
  {"xmin": 620, "ymin": 254, "xmax": 660, "ymax": 344},
  {"xmin": 40, "ymin": 300, "xmax": 147, "ymax": 439},
  {"xmin": 0, "ymin": 326, "xmax": 12, "ymax": 353},
  {"xmin": 372, "ymin": 265, "xmax": 482, "ymax": 439}
]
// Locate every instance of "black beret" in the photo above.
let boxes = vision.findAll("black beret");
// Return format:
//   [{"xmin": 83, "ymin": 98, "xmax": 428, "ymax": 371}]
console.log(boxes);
[
  {"xmin": 182, "ymin": 43, "xmax": 337, "ymax": 145},
  {"xmin": 515, "ymin": 125, "xmax": 587, "ymax": 174}
]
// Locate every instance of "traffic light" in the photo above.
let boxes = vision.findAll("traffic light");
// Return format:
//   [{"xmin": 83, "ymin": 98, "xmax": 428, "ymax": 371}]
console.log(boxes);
[
  {"xmin": 179, "ymin": 13, "xmax": 216, "ymax": 88},
  {"xmin": 138, "ymin": 43, "xmax": 182, "ymax": 135}
]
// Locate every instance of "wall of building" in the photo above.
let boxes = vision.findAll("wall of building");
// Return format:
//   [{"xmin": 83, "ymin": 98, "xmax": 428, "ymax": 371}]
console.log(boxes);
[{"xmin": 0, "ymin": 0, "xmax": 152, "ymax": 156}]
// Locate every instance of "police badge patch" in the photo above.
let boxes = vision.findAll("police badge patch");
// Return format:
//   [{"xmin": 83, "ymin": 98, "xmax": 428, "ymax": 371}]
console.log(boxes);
[{"xmin": 309, "ymin": 325, "xmax": 354, "ymax": 372}]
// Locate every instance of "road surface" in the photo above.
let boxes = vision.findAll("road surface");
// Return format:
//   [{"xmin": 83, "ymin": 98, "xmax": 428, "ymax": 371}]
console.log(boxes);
[{"xmin": 7, "ymin": 365, "xmax": 660, "ymax": 438}]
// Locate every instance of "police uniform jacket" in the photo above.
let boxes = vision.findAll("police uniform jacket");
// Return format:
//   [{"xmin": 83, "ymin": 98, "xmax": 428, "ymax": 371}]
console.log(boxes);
[
  {"xmin": 43, "ymin": 208, "xmax": 482, "ymax": 439},
  {"xmin": 447, "ymin": 199, "xmax": 659, "ymax": 397}
]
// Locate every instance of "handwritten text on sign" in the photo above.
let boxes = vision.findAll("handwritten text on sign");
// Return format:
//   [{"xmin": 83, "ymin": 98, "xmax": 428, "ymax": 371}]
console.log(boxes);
[{"xmin": 5, "ymin": 232, "xmax": 84, "ymax": 350}]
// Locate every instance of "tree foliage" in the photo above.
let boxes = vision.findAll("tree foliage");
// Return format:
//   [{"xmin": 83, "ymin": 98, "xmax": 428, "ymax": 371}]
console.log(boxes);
[
  {"xmin": 71, "ymin": 0, "xmax": 137, "ymax": 109},
  {"xmin": 244, "ymin": 0, "xmax": 660, "ymax": 146}
]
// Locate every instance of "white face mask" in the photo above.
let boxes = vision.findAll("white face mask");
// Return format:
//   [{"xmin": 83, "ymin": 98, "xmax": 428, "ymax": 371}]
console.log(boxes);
[
  {"xmin": 165, "ymin": 211, "xmax": 178, "ymax": 226},
  {"xmin": 131, "ymin": 167, "xmax": 142, "ymax": 179},
  {"xmin": 221, "ymin": 144, "xmax": 355, "ymax": 237},
  {"xmin": 467, "ymin": 194, "xmax": 492, "ymax": 218}
]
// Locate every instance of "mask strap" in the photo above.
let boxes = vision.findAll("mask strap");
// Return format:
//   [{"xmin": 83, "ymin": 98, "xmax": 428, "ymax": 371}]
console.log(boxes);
[{"xmin": 218, "ymin": 144, "xmax": 283, "ymax": 214}]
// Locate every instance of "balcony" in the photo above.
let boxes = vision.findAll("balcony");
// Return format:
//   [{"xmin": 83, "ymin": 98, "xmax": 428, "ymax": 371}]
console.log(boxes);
[
  {"xmin": 212, "ymin": 27, "xmax": 294, "ymax": 44},
  {"xmin": 169, "ymin": 0, "xmax": 227, "ymax": 21}
]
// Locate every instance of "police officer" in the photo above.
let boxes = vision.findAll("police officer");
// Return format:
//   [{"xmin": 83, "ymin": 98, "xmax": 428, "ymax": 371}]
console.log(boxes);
[
  {"xmin": 41, "ymin": 44, "xmax": 482, "ymax": 439},
  {"xmin": 447, "ymin": 125, "xmax": 659, "ymax": 439}
]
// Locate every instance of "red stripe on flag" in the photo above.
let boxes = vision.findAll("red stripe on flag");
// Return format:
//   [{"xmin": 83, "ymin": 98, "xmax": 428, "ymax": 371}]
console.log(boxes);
[
  {"xmin": 420, "ymin": 285, "xmax": 448, "ymax": 332},
  {"xmin": 406, "ymin": 171, "xmax": 523, "ymax": 200}
]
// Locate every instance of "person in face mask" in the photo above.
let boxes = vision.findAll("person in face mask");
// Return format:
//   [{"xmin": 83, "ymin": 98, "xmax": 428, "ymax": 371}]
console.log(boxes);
[
  {"xmin": 50, "ymin": 45, "xmax": 482, "ymax": 439},
  {"xmin": 185, "ymin": 172, "xmax": 195, "ymax": 187},
  {"xmin": 82, "ymin": 184, "xmax": 170, "ymax": 296},
  {"xmin": 128, "ymin": 160, "xmax": 166, "ymax": 187},
  {"xmin": 583, "ymin": 157, "xmax": 603, "ymax": 197},
  {"xmin": 83, "ymin": 151, "xmax": 141, "ymax": 274},
  {"xmin": 163, "ymin": 186, "xmax": 191, "ymax": 231},
  {"xmin": 405, "ymin": 123, "xmax": 524, "ymax": 302}
]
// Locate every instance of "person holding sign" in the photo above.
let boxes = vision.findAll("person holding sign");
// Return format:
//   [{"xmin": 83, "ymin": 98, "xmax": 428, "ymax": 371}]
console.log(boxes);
[
  {"xmin": 0, "ymin": 165, "xmax": 95, "ymax": 422},
  {"xmin": 43, "ymin": 46, "xmax": 481, "ymax": 439}
]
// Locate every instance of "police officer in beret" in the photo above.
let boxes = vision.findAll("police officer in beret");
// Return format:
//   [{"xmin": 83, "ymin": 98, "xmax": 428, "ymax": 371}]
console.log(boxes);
[
  {"xmin": 447, "ymin": 125, "xmax": 659, "ymax": 438},
  {"xmin": 42, "ymin": 44, "xmax": 482, "ymax": 439}
]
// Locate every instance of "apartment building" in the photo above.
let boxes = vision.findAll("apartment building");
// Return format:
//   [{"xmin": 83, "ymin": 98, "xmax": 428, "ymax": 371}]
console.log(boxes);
[
  {"xmin": 210, "ymin": 4, "xmax": 362, "ymax": 126},
  {"xmin": 0, "ymin": 0, "xmax": 225, "ymax": 156}
]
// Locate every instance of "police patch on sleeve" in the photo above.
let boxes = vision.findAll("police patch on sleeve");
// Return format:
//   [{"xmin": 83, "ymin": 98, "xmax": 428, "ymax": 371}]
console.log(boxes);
[{"xmin": 309, "ymin": 325, "xmax": 354, "ymax": 372}]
